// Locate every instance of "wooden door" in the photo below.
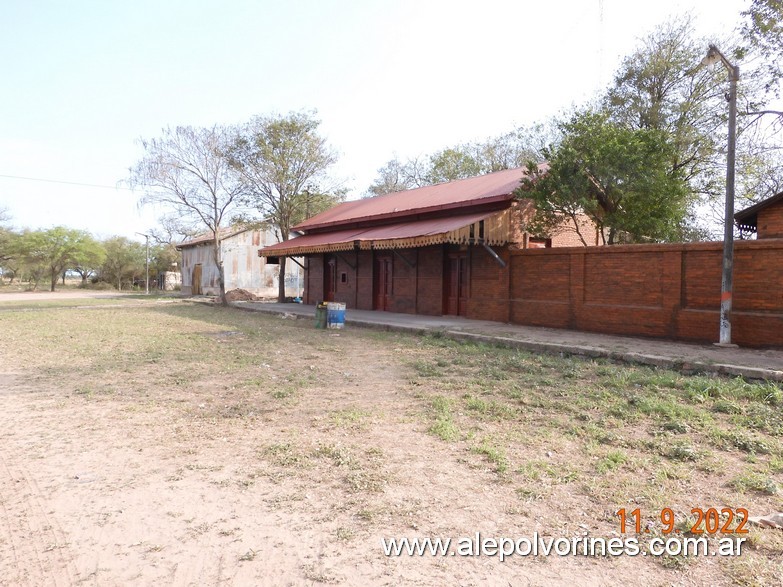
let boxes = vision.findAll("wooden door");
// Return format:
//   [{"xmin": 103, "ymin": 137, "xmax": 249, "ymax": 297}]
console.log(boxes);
[
  {"xmin": 324, "ymin": 257, "xmax": 337, "ymax": 302},
  {"xmin": 444, "ymin": 253, "xmax": 467, "ymax": 316},
  {"xmin": 373, "ymin": 255, "xmax": 392, "ymax": 311},
  {"xmin": 192, "ymin": 264, "xmax": 202, "ymax": 295}
]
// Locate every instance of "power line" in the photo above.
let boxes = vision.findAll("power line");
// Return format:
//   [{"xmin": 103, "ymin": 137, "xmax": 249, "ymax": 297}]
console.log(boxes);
[{"xmin": 0, "ymin": 173, "xmax": 135, "ymax": 191}]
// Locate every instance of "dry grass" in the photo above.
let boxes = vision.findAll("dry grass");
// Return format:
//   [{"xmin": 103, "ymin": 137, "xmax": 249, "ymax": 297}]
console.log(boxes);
[{"xmin": 0, "ymin": 299, "xmax": 781, "ymax": 585}]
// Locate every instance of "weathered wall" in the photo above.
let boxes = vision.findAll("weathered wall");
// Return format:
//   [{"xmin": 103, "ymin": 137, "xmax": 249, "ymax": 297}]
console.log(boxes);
[
  {"xmin": 509, "ymin": 239, "xmax": 783, "ymax": 347},
  {"xmin": 181, "ymin": 230, "xmax": 302, "ymax": 297},
  {"xmin": 465, "ymin": 245, "xmax": 511, "ymax": 322},
  {"xmin": 301, "ymin": 238, "xmax": 783, "ymax": 348},
  {"xmin": 416, "ymin": 246, "xmax": 444, "ymax": 315},
  {"xmin": 757, "ymin": 203, "xmax": 783, "ymax": 239},
  {"xmin": 305, "ymin": 247, "xmax": 443, "ymax": 313}
]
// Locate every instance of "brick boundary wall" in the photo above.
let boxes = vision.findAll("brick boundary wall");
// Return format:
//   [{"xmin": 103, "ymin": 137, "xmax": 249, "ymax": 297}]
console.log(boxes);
[{"xmin": 507, "ymin": 239, "xmax": 783, "ymax": 348}]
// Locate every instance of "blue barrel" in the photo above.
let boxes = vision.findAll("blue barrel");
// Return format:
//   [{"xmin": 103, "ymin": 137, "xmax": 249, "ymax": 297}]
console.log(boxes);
[{"xmin": 326, "ymin": 302, "xmax": 346, "ymax": 329}]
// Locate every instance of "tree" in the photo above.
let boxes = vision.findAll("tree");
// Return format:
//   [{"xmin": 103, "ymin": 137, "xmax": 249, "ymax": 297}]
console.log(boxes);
[
  {"xmin": 13, "ymin": 227, "xmax": 94, "ymax": 292},
  {"xmin": 365, "ymin": 156, "xmax": 429, "ymax": 197},
  {"xmin": 72, "ymin": 234, "xmax": 106, "ymax": 286},
  {"xmin": 0, "ymin": 208, "xmax": 13, "ymax": 271},
  {"xmin": 100, "ymin": 237, "xmax": 145, "ymax": 290},
  {"xmin": 604, "ymin": 16, "xmax": 783, "ymax": 231},
  {"xmin": 428, "ymin": 147, "xmax": 483, "ymax": 184},
  {"xmin": 518, "ymin": 110, "xmax": 690, "ymax": 245},
  {"xmin": 738, "ymin": 0, "xmax": 783, "ymax": 101},
  {"xmin": 149, "ymin": 242, "xmax": 180, "ymax": 281},
  {"xmin": 229, "ymin": 111, "xmax": 339, "ymax": 302},
  {"xmin": 0, "ymin": 230, "xmax": 23, "ymax": 285},
  {"xmin": 130, "ymin": 125, "xmax": 244, "ymax": 305},
  {"xmin": 13, "ymin": 230, "xmax": 47, "ymax": 289},
  {"xmin": 366, "ymin": 127, "xmax": 546, "ymax": 196},
  {"xmin": 604, "ymin": 18, "xmax": 729, "ymax": 204}
]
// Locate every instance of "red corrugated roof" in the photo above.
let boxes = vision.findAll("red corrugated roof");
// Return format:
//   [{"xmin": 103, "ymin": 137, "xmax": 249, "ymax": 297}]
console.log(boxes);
[
  {"xmin": 295, "ymin": 166, "xmax": 538, "ymax": 232},
  {"xmin": 261, "ymin": 211, "xmax": 496, "ymax": 256}
]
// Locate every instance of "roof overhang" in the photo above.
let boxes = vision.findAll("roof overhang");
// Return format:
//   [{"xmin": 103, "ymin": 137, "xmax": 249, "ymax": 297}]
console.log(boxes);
[
  {"xmin": 259, "ymin": 210, "xmax": 510, "ymax": 257},
  {"xmin": 735, "ymin": 191, "xmax": 783, "ymax": 234}
]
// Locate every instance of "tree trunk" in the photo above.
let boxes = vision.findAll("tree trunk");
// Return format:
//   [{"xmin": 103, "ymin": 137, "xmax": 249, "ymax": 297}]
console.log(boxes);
[
  {"xmin": 50, "ymin": 270, "xmax": 57, "ymax": 292},
  {"xmin": 212, "ymin": 234, "xmax": 227, "ymax": 306},
  {"xmin": 277, "ymin": 256, "xmax": 287, "ymax": 303},
  {"xmin": 217, "ymin": 261, "xmax": 227, "ymax": 306}
]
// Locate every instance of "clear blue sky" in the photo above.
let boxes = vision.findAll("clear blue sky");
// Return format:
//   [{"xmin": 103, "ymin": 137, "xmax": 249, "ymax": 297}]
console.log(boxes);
[{"xmin": 0, "ymin": 0, "xmax": 750, "ymax": 241}]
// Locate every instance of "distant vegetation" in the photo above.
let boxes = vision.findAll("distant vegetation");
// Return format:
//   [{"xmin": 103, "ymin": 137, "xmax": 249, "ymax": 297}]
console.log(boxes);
[{"xmin": 0, "ymin": 224, "xmax": 179, "ymax": 292}]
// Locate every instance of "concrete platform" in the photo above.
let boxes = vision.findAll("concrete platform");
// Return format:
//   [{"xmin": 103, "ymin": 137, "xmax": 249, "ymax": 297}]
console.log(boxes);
[{"xmin": 234, "ymin": 301, "xmax": 783, "ymax": 382}]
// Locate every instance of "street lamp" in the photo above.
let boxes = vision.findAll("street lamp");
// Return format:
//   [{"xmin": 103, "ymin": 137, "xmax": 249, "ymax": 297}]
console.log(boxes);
[
  {"xmin": 136, "ymin": 232, "xmax": 150, "ymax": 294},
  {"xmin": 702, "ymin": 44, "xmax": 739, "ymax": 347}
]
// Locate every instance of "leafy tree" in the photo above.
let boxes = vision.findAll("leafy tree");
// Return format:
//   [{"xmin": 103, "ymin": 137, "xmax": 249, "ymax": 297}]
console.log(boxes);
[
  {"xmin": 0, "ymin": 208, "xmax": 13, "ymax": 272},
  {"xmin": 366, "ymin": 127, "xmax": 546, "ymax": 196},
  {"xmin": 130, "ymin": 125, "xmax": 244, "ymax": 305},
  {"xmin": 604, "ymin": 16, "xmax": 783, "ymax": 231},
  {"xmin": 518, "ymin": 110, "xmax": 690, "ymax": 245},
  {"xmin": 13, "ymin": 230, "xmax": 47, "ymax": 289},
  {"xmin": 13, "ymin": 227, "xmax": 94, "ymax": 291},
  {"xmin": 738, "ymin": 0, "xmax": 783, "ymax": 101},
  {"xmin": 365, "ymin": 156, "xmax": 430, "ymax": 197},
  {"xmin": 229, "ymin": 111, "xmax": 339, "ymax": 302},
  {"xmin": 0, "ymin": 230, "xmax": 23, "ymax": 284},
  {"xmin": 149, "ymin": 242, "xmax": 180, "ymax": 280},
  {"xmin": 100, "ymin": 237, "xmax": 145, "ymax": 290},
  {"xmin": 72, "ymin": 234, "xmax": 106, "ymax": 286},
  {"xmin": 428, "ymin": 147, "xmax": 483, "ymax": 184},
  {"xmin": 604, "ymin": 18, "xmax": 729, "ymax": 203}
]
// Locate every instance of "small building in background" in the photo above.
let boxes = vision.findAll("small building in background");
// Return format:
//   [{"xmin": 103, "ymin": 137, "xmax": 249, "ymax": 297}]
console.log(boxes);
[
  {"xmin": 159, "ymin": 270, "xmax": 182, "ymax": 291},
  {"xmin": 178, "ymin": 226, "xmax": 303, "ymax": 297},
  {"xmin": 735, "ymin": 192, "xmax": 783, "ymax": 239}
]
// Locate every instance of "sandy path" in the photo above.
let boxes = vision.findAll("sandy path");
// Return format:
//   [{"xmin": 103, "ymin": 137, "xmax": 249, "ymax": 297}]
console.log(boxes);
[{"xmin": 0, "ymin": 333, "xmax": 748, "ymax": 586}]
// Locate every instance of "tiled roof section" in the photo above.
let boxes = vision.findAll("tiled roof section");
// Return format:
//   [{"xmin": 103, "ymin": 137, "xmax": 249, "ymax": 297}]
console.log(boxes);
[
  {"xmin": 294, "ymin": 166, "xmax": 540, "ymax": 232},
  {"xmin": 260, "ymin": 210, "xmax": 506, "ymax": 257}
]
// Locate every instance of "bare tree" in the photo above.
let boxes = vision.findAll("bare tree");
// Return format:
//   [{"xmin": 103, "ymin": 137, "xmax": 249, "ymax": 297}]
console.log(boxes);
[{"xmin": 129, "ymin": 125, "xmax": 244, "ymax": 305}]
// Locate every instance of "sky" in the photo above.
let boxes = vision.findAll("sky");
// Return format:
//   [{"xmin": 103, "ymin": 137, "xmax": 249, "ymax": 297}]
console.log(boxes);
[{"xmin": 0, "ymin": 0, "xmax": 752, "ymax": 242}]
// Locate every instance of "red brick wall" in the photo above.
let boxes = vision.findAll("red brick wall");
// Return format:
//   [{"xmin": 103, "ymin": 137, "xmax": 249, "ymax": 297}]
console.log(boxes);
[
  {"xmin": 757, "ymin": 202, "xmax": 783, "ymax": 238},
  {"xmin": 509, "ymin": 239, "xmax": 783, "ymax": 347},
  {"xmin": 415, "ymin": 246, "xmax": 444, "ymax": 315},
  {"xmin": 356, "ymin": 251, "xmax": 373, "ymax": 310},
  {"xmin": 332, "ymin": 252, "xmax": 359, "ymax": 308},
  {"xmin": 303, "ymin": 255, "xmax": 322, "ymax": 304},
  {"xmin": 466, "ymin": 245, "xmax": 510, "ymax": 322}
]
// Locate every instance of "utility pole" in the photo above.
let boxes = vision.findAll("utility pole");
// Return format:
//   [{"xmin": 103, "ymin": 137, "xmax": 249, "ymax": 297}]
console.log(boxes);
[
  {"xmin": 136, "ymin": 232, "xmax": 150, "ymax": 294},
  {"xmin": 701, "ymin": 44, "xmax": 739, "ymax": 347}
]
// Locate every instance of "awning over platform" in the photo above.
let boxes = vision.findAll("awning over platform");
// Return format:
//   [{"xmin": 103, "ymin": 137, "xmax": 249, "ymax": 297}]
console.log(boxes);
[{"xmin": 259, "ymin": 210, "xmax": 510, "ymax": 257}]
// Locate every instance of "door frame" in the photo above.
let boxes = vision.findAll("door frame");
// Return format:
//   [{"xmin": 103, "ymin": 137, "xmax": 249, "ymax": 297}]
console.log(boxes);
[
  {"xmin": 373, "ymin": 254, "xmax": 393, "ymax": 311},
  {"xmin": 443, "ymin": 250, "xmax": 468, "ymax": 316},
  {"xmin": 192, "ymin": 264, "xmax": 202, "ymax": 295},
  {"xmin": 324, "ymin": 256, "xmax": 337, "ymax": 302}
]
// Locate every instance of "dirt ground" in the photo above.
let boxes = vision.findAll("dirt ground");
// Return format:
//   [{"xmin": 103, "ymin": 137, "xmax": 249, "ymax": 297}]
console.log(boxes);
[{"xmin": 0, "ymin": 297, "xmax": 780, "ymax": 586}]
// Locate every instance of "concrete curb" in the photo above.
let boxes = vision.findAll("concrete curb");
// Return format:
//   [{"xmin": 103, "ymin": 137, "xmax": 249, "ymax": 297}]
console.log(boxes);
[{"xmin": 232, "ymin": 302, "xmax": 783, "ymax": 382}]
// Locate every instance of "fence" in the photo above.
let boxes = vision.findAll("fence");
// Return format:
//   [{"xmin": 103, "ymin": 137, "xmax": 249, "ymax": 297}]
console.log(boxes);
[{"xmin": 507, "ymin": 239, "xmax": 783, "ymax": 348}]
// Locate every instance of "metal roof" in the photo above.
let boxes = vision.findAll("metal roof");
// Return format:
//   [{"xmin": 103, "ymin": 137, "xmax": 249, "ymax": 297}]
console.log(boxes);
[
  {"xmin": 294, "ymin": 166, "xmax": 539, "ymax": 232},
  {"xmin": 176, "ymin": 226, "xmax": 253, "ymax": 249},
  {"xmin": 260, "ymin": 210, "xmax": 503, "ymax": 257}
]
